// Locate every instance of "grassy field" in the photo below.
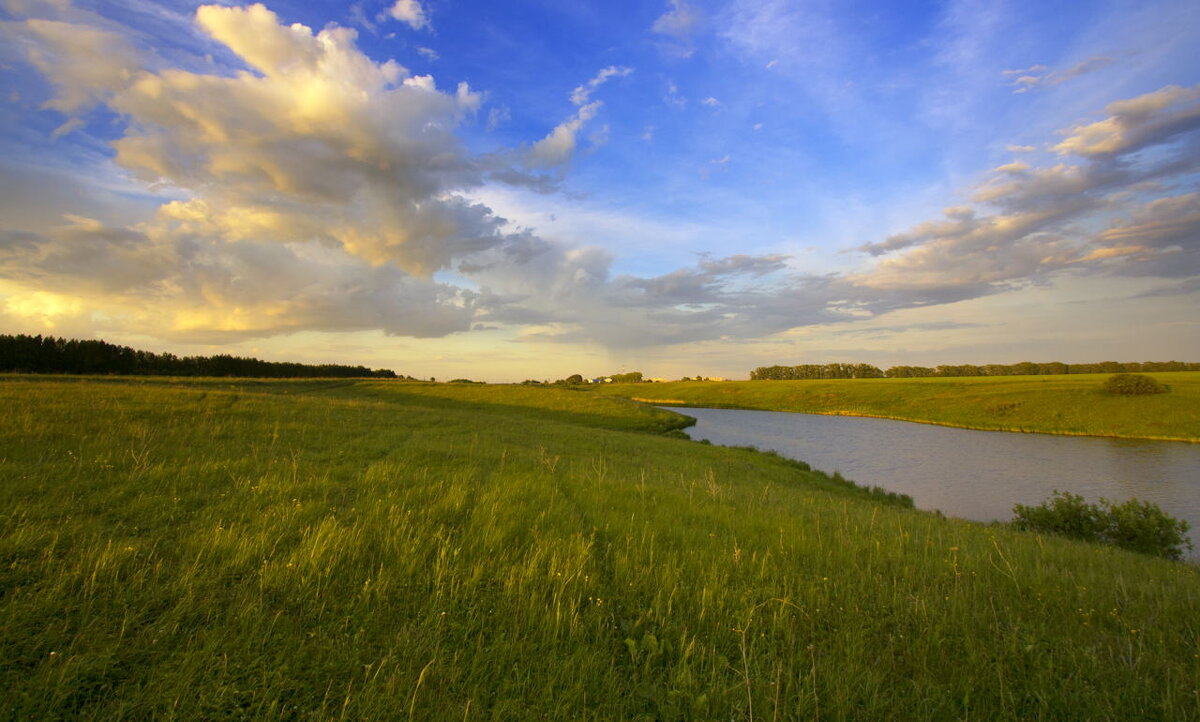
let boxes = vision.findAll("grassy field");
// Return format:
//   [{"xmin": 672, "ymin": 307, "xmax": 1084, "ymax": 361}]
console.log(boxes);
[
  {"xmin": 599, "ymin": 372, "xmax": 1200, "ymax": 442},
  {"xmin": 2, "ymin": 376, "xmax": 1199, "ymax": 719}
]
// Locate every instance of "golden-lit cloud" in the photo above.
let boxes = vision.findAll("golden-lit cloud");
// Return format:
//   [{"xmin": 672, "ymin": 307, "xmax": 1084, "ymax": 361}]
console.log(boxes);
[
  {"xmin": 1053, "ymin": 84, "xmax": 1200, "ymax": 157},
  {"xmin": 0, "ymin": 2, "xmax": 1197, "ymax": 358},
  {"xmin": 850, "ymin": 85, "xmax": 1200, "ymax": 295}
]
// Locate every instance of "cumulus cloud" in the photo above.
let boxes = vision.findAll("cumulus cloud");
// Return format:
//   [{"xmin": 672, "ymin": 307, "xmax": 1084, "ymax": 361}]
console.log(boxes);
[
  {"xmin": 527, "ymin": 66, "xmax": 631, "ymax": 170},
  {"xmin": 388, "ymin": 0, "xmax": 429, "ymax": 31},
  {"xmin": 0, "ymin": 208, "xmax": 478, "ymax": 341},
  {"xmin": 1095, "ymin": 192, "xmax": 1200, "ymax": 277},
  {"xmin": 468, "ymin": 247, "xmax": 840, "ymax": 348},
  {"xmin": 1053, "ymin": 84, "xmax": 1200, "ymax": 157},
  {"xmin": 26, "ymin": 3, "xmax": 502, "ymax": 277},
  {"xmin": 527, "ymin": 102, "xmax": 602, "ymax": 169},
  {"xmin": 3, "ymin": 3, "xmax": 1198, "ymax": 353},
  {"xmin": 0, "ymin": 2, "xmax": 520, "ymax": 339},
  {"xmin": 850, "ymin": 85, "xmax": 1200, "ymax": 298},
  {"xmin": 1, "ymin": 15, "xmax": 138, "ymax": 113}
]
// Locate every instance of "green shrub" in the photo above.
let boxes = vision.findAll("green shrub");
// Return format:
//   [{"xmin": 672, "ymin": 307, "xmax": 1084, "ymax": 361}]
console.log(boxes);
[
  {"xmin": 1103, "ymin": 373, "xmax": 1168, "ymax": 395},
  {"xmin": 1013, "ymin": 491, "xmax": 1192, "ymax": 560},
  {"xmin": 1012, "ymin": 491, "xmax": 1106, "ymax": 541}
]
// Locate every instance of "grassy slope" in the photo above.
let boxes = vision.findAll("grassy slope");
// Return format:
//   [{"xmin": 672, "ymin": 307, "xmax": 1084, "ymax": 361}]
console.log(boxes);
[
  {"xmin": 1, "ymin": 377, "xmax": 1198, "ymax": 719},
  {"xmin": 599, "ymin": 372, "xmax": 1200, "ymax": 442}
]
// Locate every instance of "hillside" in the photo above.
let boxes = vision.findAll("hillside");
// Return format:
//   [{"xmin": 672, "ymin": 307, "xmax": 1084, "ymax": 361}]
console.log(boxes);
[{"xmin": 1, "ymin": 376, "xmax": 1198, "ymax": 718}]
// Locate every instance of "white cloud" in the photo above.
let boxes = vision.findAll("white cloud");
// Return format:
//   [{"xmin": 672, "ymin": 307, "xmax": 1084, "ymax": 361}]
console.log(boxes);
[
  {"xmin": 527, "ymin": 102, "xmax": 602, "ymax": 169},
  {"xmin": 850, "ymin": 85, "xmax": 1200, "ymax": 295},
  {"xmin": 388, "ymin": 0, "xmax": 429, "ymax": 31},
  {"xmin": 487, "ymin": 105, "xmax": 511, "ymax": 131},
  {"xmin": 0, "ymin": 2, "xmax": 518, "ymax": 340},
  {"xmin": 652, "ymin": 0, "xmax": 702, "ymax": 57},
  {"xmin": 3, "ymin": 3, "xmax": 1197, "ymax": 354},
  {"xmin": 526, "ymin": 66, "xmax": 631, "ymax": 169},
  {"xmin": 664, "ymin": 79, "xmax": 687, "ymax": 107},
  {"xmin": 653, "ymin": 0, "xmax": 701, "ymax": 38},
  {"xmin": 1003, "ymin": 57, "xmax": 1112, "ymax": 94},
  {"xmin": 1053, "ymin": 84, "xmax": 1200, "ymax": 157},
  {"xmin": 569, "ymin": 65, "xmax": 632, "ymax": 106},
  {"xmin": 2, "ymin": 16, "xmax": 138, "ymax": 113}
]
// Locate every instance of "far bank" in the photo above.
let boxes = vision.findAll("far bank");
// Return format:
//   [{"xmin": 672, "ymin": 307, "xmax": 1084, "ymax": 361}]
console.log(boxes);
[{"xmin": 596, "ymin": 372, "xmax": 1200, "ymax": 442}]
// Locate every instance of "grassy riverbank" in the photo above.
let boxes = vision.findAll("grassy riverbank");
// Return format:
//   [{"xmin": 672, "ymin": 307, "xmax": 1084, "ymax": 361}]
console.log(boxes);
[
  {"xmin": 3, "ymin": 376, "xmax": 1199, "ymax": 718},
  {"xmin": 600, "ymin": 372, "xmax": 1200, "ymax": 442}
]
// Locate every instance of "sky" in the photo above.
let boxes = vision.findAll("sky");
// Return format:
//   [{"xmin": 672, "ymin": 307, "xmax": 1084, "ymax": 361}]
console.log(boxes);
[{"xmin": 0, "ymin": 0, "xmax": 1198, "ymax": 381}]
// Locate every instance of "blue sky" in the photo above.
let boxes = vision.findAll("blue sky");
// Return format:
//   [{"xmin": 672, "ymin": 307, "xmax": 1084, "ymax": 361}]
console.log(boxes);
[{"xmin": 1, "ymin": 0, "xmax": 1198, "ymax": 380}]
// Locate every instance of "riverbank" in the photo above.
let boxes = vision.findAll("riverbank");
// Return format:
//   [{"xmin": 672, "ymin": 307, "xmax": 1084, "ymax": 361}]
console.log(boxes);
[
  {"xmin": 669, "ymin": 405, "xmax": 1200, "ymax": 559},
  {"xmin": 3, "ymin": 376, "xmax": 1199, "ymax": 718},
  {"xmin": 601, "ymin": 372, "xmax": 1200, "ymax": 442}
]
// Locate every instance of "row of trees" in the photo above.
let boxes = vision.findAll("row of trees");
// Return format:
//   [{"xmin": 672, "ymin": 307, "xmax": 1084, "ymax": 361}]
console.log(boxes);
[
  {"xmin": 750, "ymin": 363, "xmax": 886, "ymax": 380},
  {"xmin": 752, "ymin": 360, "xmax": 1200, "ymax": 380},
  {"xmin": 0, "ymin": 334, "xmax": 402, "ymax": 379}
]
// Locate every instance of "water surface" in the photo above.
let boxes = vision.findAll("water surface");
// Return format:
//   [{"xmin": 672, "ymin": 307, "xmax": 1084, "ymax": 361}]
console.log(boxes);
[{"xmin": 667, "ymin": 407, "xmax": 1200, "ymax": 554}]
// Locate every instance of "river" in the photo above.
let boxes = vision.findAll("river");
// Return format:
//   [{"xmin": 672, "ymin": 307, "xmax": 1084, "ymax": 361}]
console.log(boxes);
[{"xmin": 666, "ymin": 406, "xmax": 1200, "ymax": 555}]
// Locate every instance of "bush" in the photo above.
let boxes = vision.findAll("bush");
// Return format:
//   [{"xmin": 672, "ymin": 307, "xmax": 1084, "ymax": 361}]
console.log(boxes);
[
  {"xmin": 1013, "ymin": 491, "xmax": 1192, "ymax": 560},
  {"xmin": 1012, "ymin": 491, "xmax": 1106, "ymax": 541},
  {"xmin": 1103, "ymin": 373, "xmax": 1168, "ymax": 396}
]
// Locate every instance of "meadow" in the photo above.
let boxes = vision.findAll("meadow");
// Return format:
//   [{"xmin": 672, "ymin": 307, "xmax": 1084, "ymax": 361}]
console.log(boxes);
[
  {"xmin": 2, "ymin": 376, "xmax": 1199, "ymax": 719},
  {"xmin": 599, "ymin": 372, "xmax": 1200, "ymax": 442}
]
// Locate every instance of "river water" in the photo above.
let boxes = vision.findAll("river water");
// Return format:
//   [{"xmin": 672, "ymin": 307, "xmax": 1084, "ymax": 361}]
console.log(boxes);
[{"xmin": 666, "ymin": 407, "xmax": 1200, "ymax": 554}]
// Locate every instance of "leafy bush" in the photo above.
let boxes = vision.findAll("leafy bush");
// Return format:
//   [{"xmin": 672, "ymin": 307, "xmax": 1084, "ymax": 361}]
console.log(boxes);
[
  {"xmin": 1013, "ymin": 491, "xmax": 1192, "ymax": 560},
  {"xmin": 1012, "ymin": 491, "xmax": 1106, "ymax": 541},
  {"xmin": 1103, "ymin": 373, "xmax": 1168, "ymax": 396}
]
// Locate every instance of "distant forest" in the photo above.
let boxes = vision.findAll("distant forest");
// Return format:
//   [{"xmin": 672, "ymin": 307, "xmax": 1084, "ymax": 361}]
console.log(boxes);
[
  {"xmin": 0, "ymin": 334, "xmax": 402, "ymax": 379},
  {"xmin": 751, "ymin": 360, "xmax": 1200, "ymax": 381}
]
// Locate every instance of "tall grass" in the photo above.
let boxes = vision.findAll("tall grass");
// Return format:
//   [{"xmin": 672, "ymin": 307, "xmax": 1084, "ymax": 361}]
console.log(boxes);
[
  {"xmin": 601, "ymin": 372, "xmax": 1200, "ymax": 441},
  {"xmin": 2, "ymin": 377, "xmax": 1198, "ymax": 718}
]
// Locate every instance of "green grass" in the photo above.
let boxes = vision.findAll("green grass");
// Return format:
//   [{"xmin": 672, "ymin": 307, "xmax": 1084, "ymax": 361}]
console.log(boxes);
[
  {"xmin": 599, "ymin": 372, "xmax": 1200, "ymax": 442},
  {"xmin": 2, "ymin": 376, "xmax": 1199, "ymax": 719}
]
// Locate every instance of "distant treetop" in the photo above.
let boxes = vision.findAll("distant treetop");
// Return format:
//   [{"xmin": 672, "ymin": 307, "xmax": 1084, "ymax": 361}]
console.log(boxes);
[
  {"xmin": 751, "ymin": 360, "xmax": 1199, "ymax": 380},
  {"xmin": 0, "ymin": 334, "xmax": 406, "ymax": 379}
]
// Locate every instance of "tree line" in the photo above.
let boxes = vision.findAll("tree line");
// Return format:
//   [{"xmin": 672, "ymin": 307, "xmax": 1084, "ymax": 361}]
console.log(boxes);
[
  {"xmin": 751, "ymin": 360, "xmax": 1200, "ymax": 381},
  {"xmin": 0, "ymin": 334, "xmax": 402, "ymax": 379}
]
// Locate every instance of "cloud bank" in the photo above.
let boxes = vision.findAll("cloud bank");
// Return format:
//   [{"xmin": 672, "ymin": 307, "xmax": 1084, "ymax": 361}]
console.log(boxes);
[{"xmin": 1, "ymin": 2, "xmax": 1198, "ymax": 354}]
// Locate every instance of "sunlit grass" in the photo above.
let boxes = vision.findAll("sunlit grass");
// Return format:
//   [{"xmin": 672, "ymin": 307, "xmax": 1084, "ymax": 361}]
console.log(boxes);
[
  {"xmin": 601, "ymin": 372, "xmax": 1200, "ymax": 441},
  {"xmin": 2, "ymin": 377, "xmax": 1198, "ymax": 718}
]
